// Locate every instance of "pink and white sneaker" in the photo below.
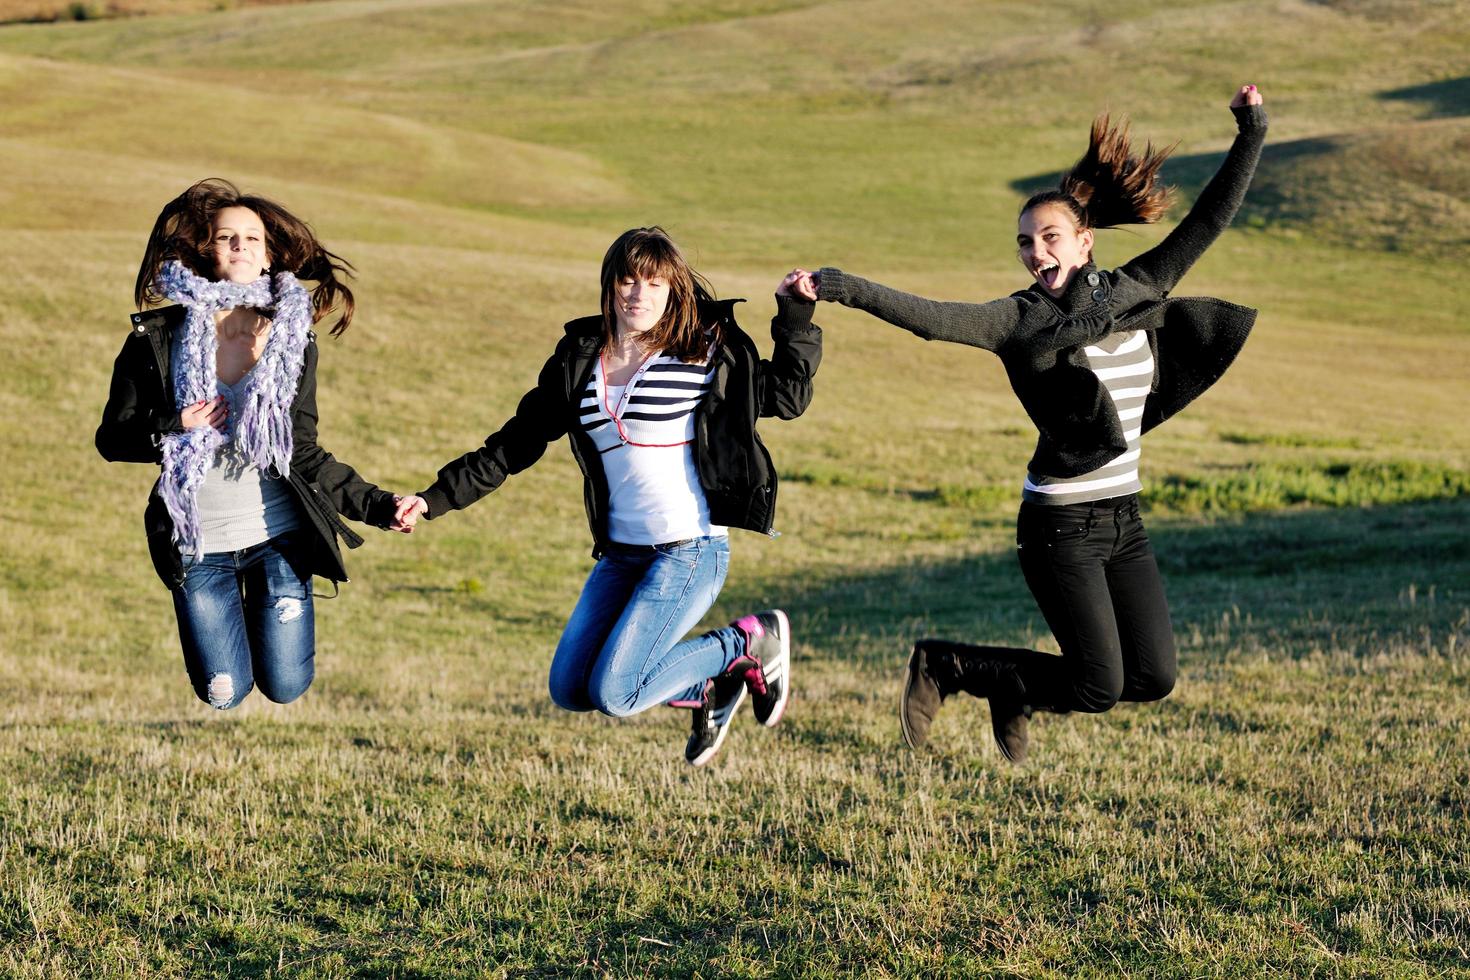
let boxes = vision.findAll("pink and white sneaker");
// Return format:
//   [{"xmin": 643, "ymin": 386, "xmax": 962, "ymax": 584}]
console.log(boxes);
[
  {"xmin": 731, "ymin": 609, "xmax": 791, "ymax": 727},
  {"xmin": 684, "ymin": 674, "xmax": 747, "ymax": 767}
]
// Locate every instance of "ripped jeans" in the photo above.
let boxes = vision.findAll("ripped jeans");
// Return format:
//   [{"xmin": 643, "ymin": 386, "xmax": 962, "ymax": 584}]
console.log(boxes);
[{"xmin": 171, "ymin": 534, "xmax": 315, "ymax": 709}]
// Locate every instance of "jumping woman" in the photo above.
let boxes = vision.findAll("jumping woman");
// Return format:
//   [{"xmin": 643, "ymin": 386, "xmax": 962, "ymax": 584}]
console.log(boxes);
[
  {"xmin": 97, "ymin": 179, "xmax": 417, "ymax": 710},
  {"xmin": 802, "ymin": 85, "xmax": 1267, "ymax": 762},
  {"xmin": 394, "ymin": 228, "xmax": 822, "ymax": 765}
]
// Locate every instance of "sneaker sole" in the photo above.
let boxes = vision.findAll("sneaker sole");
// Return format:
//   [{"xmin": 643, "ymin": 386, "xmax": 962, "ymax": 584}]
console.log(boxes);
[
  {"xmin": 756, "ymin": 609, "xmax": 791, "ymax": 727},
  {"xmin": 688, "ymin": 685, "xmax": 747, "ymax": 767}
]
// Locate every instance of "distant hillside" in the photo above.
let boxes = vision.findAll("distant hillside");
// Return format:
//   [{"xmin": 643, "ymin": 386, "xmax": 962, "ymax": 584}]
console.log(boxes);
[
  {"xmin": 1240, "ymin": 118, "xmax": 1469, "ymax": 256},
  {"xmin": 1014, "ymin": 116, "xmax": 1470, "ymax": 258},
  {"xmin": 0, "ymin": 0, "xmax": 315, "ymax": 24}
]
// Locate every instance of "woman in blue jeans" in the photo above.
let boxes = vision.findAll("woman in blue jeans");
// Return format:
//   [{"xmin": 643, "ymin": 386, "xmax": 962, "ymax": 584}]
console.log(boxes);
[
  {"xmin": 803, "ymin": 85, "xmax": 1267, "ymax": 763},
  {"xmin": 396, "ymin": 227, "xmax": 823, "ymax": 765},
  {"xmin": 97, "ymin": 179, "xmax": 417, "ymax": 709}
]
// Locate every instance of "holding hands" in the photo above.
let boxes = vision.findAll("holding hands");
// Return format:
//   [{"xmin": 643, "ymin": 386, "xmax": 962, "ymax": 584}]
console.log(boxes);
[
  {"xmin": 1230, "ymin": 83, "xmax": 1264, "ymax": 108},
  {"xmin": 776, "ymin": 268, "xmax": 818, "ymax": 302},
  {"xmin": 390, "ymin": 494, "xmax": 428, "ymax": 533}
]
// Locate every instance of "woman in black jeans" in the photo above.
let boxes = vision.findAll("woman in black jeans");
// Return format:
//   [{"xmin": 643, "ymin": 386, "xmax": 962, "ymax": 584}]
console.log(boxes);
[{"xmin": 800, "ymin": 85, "xmax": 1267, "ymax": 762}]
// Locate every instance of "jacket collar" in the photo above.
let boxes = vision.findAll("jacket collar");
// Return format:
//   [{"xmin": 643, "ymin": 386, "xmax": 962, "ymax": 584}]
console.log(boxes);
[
  {"xmin": 129, "ymin": 304, "xmax": 187, "ymax": 337},
  {"xmin": 1025, "ymin": 260, "xmax": 1102, "ymax": 314}
]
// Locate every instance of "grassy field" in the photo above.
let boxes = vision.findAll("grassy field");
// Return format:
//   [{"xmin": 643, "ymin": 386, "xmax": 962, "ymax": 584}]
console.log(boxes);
[
  {"xmin": 0, "ymin": 0, "xmax": 313, "ymax": 26},
  {"xmin": 2, "ymin": 0, "xmax": 1468, "ymax": 975}
]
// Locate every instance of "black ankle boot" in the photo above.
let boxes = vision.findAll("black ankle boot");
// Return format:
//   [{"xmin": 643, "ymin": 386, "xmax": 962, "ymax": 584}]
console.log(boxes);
[
  {"xmin": 983, "ymin": 652, "xmax": 1070, "ymax": 764},
  {"xmin": 988, "ymin": 695, "xmax": 1031, "ymax": 763},
  {"xmin": 930, "ymin": 646, "xmax": 1038, "ymax": 764},
  {"xmin": 901, "ymin": 640, "xmax": 1022, "ymax": 749}
]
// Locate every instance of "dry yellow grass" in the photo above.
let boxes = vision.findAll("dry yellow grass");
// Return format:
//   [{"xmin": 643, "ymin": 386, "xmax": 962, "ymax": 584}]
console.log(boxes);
[
  {"xmin": 2, "ymin": 0, "xmax": 1468, "ymax": 974},
  {"xmin": 0, "ymin": 0, "xmax": 314, "ymax": 24}
]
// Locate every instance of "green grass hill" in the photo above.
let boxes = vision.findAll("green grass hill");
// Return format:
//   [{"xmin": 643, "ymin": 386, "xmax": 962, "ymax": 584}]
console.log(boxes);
[{"xmin": 2, "ymin": 1, "xmax": 1467, "ymax": 975}]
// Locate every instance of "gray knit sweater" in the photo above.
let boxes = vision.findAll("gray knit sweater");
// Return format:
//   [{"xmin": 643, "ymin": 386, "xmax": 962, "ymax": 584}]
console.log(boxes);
[{"xmin": 816, "ymin": 103, "xmax": 1268, "ymax": 477}]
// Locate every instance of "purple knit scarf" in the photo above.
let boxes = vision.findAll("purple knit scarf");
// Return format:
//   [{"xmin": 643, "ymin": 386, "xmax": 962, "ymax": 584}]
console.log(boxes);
[{"xmin": 156, "ymin": 260, "xmax": 313, "ymax": 554}]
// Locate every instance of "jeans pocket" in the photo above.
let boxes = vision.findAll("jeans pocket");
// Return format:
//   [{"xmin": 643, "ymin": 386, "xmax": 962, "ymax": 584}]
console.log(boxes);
[{"xmin": 1046, "ymin": 522, "xmax": 1093, "ymax": 546}]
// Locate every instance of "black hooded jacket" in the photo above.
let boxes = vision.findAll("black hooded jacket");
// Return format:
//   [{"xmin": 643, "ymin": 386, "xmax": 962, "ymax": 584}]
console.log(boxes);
[{"xmin": 417, "ymin": 296, "xmax": 823, "ymax": 555}]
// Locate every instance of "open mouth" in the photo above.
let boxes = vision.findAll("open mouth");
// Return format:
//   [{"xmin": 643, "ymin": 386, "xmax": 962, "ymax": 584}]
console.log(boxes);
[{"xmin": 1035, "ymin": 262, "xmax": 1061, "ymax": 290}]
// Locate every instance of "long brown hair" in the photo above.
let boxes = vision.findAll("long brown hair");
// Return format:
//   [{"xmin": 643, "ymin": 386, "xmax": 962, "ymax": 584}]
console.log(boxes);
[
  {"xmin": 1022, "ymin": 114, "xmax": 1177, "ymax": 236},
  {"xmin": 134, "ymin": 178, "xmax": 357, "ymax": 336},
  {"xmin": 599, "ymin": 227, "xmax": 718, "ymax": 362}
]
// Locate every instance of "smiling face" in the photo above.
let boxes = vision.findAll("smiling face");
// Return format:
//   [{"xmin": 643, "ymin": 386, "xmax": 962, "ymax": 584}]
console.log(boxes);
[
  {"xmin": 612, "ymin": 271, "xmax": 672, "ymax": 338},
  {"xmin": 1017, "ymin": 203, "xmax": 1094, "ymax": 297},
  {"xmin": 209, "ymin": 206, "xmax": 270, "ymax": 283},
  {"xmin": 598, "ymin": 227, "xmax": 713, "ymax": 360}
]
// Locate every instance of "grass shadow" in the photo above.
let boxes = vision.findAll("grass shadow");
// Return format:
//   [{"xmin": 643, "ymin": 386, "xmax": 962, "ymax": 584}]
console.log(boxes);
[
  {"xmin": 1010, "ymin": 136, "xmax": 1339, "ymax": 226},
  {"xmin": 719, "ymin": 499, "xmax": 1470, "ymax": 669},
  {"xmin": 1378, "ymin": 76, "xmax": 1470, "ymax": 118}
]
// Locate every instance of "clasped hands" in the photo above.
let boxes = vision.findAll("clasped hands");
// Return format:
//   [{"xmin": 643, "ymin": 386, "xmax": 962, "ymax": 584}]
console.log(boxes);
[
  {"xmin": 390, "ymin": 494, "xmax": 428, "ymax": 533},
  {"xmin": 776, "ymin": 268, "xmax": 819, "ymax": 302}
]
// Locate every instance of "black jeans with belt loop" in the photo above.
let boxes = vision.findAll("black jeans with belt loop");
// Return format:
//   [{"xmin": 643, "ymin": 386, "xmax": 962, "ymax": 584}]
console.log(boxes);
[{"xmin": 1012, "ymin": 493, "xmax": 1177, "ymax": 713}]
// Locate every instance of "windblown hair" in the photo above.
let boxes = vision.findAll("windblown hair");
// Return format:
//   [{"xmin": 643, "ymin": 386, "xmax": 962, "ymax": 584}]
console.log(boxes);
[
  {"xmin": 600, "ymin": 227, "xmax": 719, "ymax": 362},
  {"xmin": 1022, "ymin": 114, "xmax": 1177, "ymax": 234},
  {"xmin": 134, "ymin": 178, "xmax": 356, "ymax": 336}
]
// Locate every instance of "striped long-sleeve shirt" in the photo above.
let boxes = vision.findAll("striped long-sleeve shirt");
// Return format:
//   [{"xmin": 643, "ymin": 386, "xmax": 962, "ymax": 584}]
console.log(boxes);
[
  {"xmin": 1022, "ymin": 329, "xmax": 1153, "ymax": 505},
  {"xmin": 580, "ymin": 353, "xmax": 725, "ymax": 544}
]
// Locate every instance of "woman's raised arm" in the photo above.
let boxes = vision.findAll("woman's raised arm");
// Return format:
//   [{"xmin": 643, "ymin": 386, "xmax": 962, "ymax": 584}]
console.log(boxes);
[{"xmin": 1119, "ymin": 85, "xmax": 1268, "ymax": 293}]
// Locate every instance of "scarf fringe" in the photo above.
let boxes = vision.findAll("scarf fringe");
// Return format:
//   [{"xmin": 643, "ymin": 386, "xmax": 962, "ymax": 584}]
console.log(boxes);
[{"xmin": 156, "ymin": 260, "xmax": 312, "ymax": 554}]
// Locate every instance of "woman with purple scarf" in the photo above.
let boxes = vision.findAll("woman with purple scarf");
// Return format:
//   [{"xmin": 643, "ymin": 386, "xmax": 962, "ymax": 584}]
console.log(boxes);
[{"xmin": 97, "ymin": 179, "xmax": 415, "ymax": 710}]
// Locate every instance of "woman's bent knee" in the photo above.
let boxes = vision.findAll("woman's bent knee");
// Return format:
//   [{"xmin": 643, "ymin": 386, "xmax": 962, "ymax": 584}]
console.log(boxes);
[
  {"xmin": 587, "ymin": 674, "xmax": 641, "ymax": 718},
  {"xmin": 195, "ymin": 672, "xmax": 251, "ymax": 710},
  {"xmin": 590, "ymin": 689, "xmax": 639, "ymax": 718},
  {"xmin": 258, "ymin": 678, "xmax": 312, "ymax": 705},
  {"xmin": 1130, "ymin": 670, "xmax": 1176, "ymax": 703},
  {"xmin": 1071, "ymin": 678, "xmax": 1123, "ymax": 714},
  {"xmin": 549, "ymin": 676, "xmax": 596, "ymax": 713}
]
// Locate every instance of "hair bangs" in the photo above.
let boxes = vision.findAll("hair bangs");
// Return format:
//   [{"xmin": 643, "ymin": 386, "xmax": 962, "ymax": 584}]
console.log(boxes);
[
  {"xmin": 599, "ymin": 227, "xmax": 719, "ymax": 363},
  {"xmin": 616, "ymin": 237, "xmax": 682, "ymax": 287}
]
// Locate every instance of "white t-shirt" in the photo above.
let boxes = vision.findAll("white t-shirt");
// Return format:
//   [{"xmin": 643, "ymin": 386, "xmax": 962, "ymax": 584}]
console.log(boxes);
[{"xmin": 579, "ymin": 352, "xmax": 727, "ymax": 545}]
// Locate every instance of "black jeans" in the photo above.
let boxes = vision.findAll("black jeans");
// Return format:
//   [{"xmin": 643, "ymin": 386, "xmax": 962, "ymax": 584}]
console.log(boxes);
[{"xmin": 1012, "ymin": 494, "xmax": 1176, "ymax": 713}]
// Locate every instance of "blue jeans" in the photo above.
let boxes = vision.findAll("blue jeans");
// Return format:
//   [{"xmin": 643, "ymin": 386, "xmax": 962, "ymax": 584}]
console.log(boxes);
[
  {"xmin": 171, "ymin": 534, "xmax": 316, "ymax": 710},
  {"xmin": 548, "ymin": 536, "xmax": 745, "ymax": 716}
]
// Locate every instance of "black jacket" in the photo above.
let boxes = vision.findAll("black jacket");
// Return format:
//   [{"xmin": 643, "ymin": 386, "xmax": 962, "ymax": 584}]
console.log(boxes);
[
  {"xmin": 819, "ymin": 104, "xmax": 1268, "ymax": 478},
  {"xmin": 95, "ymin": 305, "xmax": 398, "ymax": 589},
  {"xmin": 418, "ymin": 296, "xmax": 822, "ymax": 554}
]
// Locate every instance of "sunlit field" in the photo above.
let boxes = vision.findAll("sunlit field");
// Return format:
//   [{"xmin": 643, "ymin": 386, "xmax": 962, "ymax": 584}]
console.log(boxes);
[{"xmin": 2, "ymin": 0, "xmax": 1467, "ymax": 974}]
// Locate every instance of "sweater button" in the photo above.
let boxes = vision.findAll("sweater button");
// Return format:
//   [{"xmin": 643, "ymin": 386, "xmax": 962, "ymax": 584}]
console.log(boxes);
[
  {"xmin": 1092, "ymin": 287, "xmax": 1106, "ymax": 302},
  {"xmin": 1086, "ymin": 272, "xmax": 1100, "ymax": 286}
]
